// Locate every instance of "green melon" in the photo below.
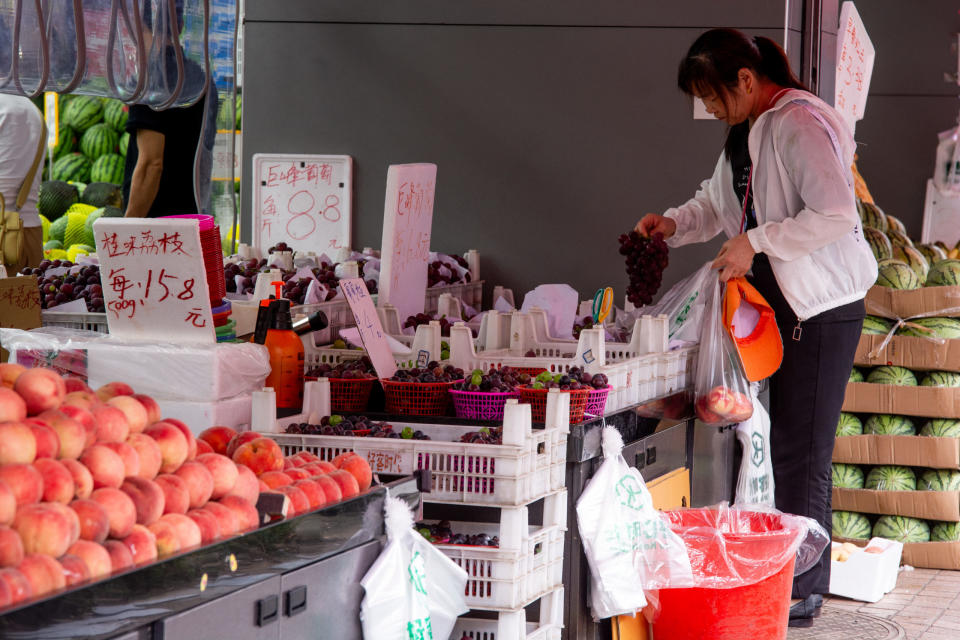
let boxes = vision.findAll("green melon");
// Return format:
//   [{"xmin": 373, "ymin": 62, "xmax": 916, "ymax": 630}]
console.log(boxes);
[
  {"xmin": 90, "ymin": 154, "xmax": 125, "ymax": 185},
  {"xmin": 862, "ymin": 315, "xmax": 894, "ymax": 336},
  {"xmin": 48, "ymin": 215, "xmax": 70, "ymax": 244},
  {"xmin": 921, "ymin": 371, "xmax": 960, "ymax": 388},
  {"xmin": 897, "ymin": 317, "xmax": 960, "ymax": 339},
  {"xmin": 62, "ymin": 212, "xmax": 93, "ymax": 248},
  {"xmin": 917, "ymin": 243, "xmax": 949, "ymax": 265},
  {"xmin": 892, "ymin": 245, "xmax": 929, "ymax": 285},
  {"xmin": 864, "ymin": 414, "xmax": 916, "ymax": 435},
  {"xmin": 859, "ymin": 201, "xmax": 888, "ymax": 232},
  {"xmin": 836, "ymin": 412, "xmax": 863, "ymax": 437},
  {"xmin": 43, "ymin": 239, "xmax": 62, "ymax": 251},
  {"xmin": 920, "ymin": 419, "xmax": 960, "ymax": 437},
  {"xmin": 833, "ymin": 511, "xmax": 872, "ymax": 540},
  {"xmin": 876, "ymin": 259, "xmax": 921, "ymax": 290},
  {"xmin": 887, "ymin": 229, "xmax": 914, "ymax": 249},
  {"xmin": 849, "ymin": 367, "xmax": 865, "ymax": 383},
  {"xmin": 931, "ymin": 522, "xmax": 960, "ymax": 542},
  {"xmin": 52, "ymin": 124, "xmax": 77, "ymax": 161},
  {"xmin": 864, "ymin": 227, "xmax": 893, "ymax": 261},
  {"xmin": 80, "ymin": 182, "xmax": 123, "ymax": 208},
  {"xmin": 79, "ymin": 123, "xmax": 119, "ymax": 160},
  {"xmin": 37, "ymin": 180, "xmax": 80, "ymax": 220},
  {"xmin": 833, "ymin": 463, "xmax": 865, "ymax": 489},
  {"xmin": 886, "ymin": 215, "xmax": 907, "ymax": 235},
  {"xmin": 926, "ymin": 259, "xmax": 960, "ymax": 287},
  {"xmin": 873, "ymin": 515, "xmax": 930, "ymax": 542},
  {"xmin": 85, "ymin": 206, "xmax": 123, "ymax": 234},
  {"xmin": 866, "ymin": 366, "xmax": 917, "ymax": 386},
  {"xmin": 119, "ymin": 132, "xmax": 129, "ymax": 157},
  {"xmin": 919, "ymin": 469, "xmax": 960, "ymax": 491},
  {"xmin": 61, "ymin": 96, "xmax": 103, "ymax": 133},
  {"xmin": 52, "ymin": 153, "xmax": 92, "ymax": 183},
  {"xmin": 865, "ymin": 465, "xmax": 917, "ymax": 491}
]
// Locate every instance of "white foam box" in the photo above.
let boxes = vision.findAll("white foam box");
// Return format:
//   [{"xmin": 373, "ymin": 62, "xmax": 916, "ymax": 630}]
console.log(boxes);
[
  {"xmin": 156, "ymin": 394, "xmax": 253, "ymax": 434},
  {"xmin": 829, "ymin": 538, "xmax": 902, "ymax": 603}
]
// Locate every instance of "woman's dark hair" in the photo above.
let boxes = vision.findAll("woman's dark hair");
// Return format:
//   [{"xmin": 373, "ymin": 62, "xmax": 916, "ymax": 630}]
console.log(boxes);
[{"xmin": 678, "ymin": 28, "xmax": 807, "ymax": 158}]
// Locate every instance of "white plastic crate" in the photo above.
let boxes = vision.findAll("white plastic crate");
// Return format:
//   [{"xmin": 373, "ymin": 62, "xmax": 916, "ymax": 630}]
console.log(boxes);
[
  {"xmin": 425, "ymin": 491, "xmax": 566, "ymax": 610},
  {"xmin": 426, "ymin": 280, "xmax": 484, "ymax": 313},
  {"xmin": 302, "ymin": 321, "xmax": 445, "ymax": 370},
  {"xmin": 267, "ymin": 396, "xmax": 569, "ymax": 506},
  {"xmin": 451, "ymin": 587, "xmax": 564, "ymax": 640},
  {"xmin": 40, "ymin": 310, "xmax": 109, "ymax": 333}
]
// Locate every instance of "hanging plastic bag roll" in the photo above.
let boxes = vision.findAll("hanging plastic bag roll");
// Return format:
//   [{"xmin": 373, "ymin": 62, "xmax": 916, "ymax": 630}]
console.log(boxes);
[{"xmin": 734, "ymin": 383, "xmax": 775, "ymax": 507}]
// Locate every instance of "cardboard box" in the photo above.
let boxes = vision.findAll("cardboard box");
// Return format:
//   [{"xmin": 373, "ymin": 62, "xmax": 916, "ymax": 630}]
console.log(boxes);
[
  {"xmin": 0, "ymin": 276, "xmax": 40, "ymax": 362},
  {"xmin": 832, "ymin": 487, "xmax": 960, "ymax": 521},
  {"xmin": 833, "ymin": 434, "xmax": 960, "ymax": 469},
  {"xmin": 836, "ymin": 536, "xmax": 960, "ymax": 570},
  {"xmin": 866, "ymin": 284, "xmax": 960, "ymax": 320},
  {"xmin": 855, "ymin": 334, "xmax": 960, "ymax": 372},
  {"xmin": 829, "ymin": 538, "xmax": 902, "ymax": 602},
  {"xmin": 842, "ymin": 381, "xmax": 960, "ymax": 418}
]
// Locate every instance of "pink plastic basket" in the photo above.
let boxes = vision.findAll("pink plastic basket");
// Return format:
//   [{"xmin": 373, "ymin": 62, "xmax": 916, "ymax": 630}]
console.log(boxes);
[
  {"xmin": 584, "ymin": 385, "xmax": 612, "ymax": 418},
  {"xmin": 449, "ymin": 389, "xmax": 520, "ymax": 421}
]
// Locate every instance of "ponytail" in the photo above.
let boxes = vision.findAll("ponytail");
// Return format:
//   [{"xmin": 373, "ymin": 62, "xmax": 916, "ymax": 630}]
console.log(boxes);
[{"xmin": 752, "ymin": 36, "xmax": 806, "ymax": 90}]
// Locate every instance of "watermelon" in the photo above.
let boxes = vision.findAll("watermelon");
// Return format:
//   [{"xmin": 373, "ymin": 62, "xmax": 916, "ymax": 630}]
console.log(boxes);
[
  {"xmin": 37, "ymin": 180, "xmax": 80, "ymax": 220},
  {"xmin": 864, "ymin": 227, "xmax": 893, "ymax": 261},
  {"xmin": 864, "ymin": 414, "xmax": 916, "ymax": 435},
  {"xmin": 836, "ymin": 412, "xmax": 863, "ymax": 436},
  {"xmin": 859, "ymin": 201, "xmax": 888, "ymax": 232},
  {"xmin": 886, "ymin": 229, "xmax": 914, "ymax": 249},
  {"xmin": 920, "ymin": 371, "xmax": 960, "ymax": 388},
  {"xmin": 80, "ymin": 182, "xmax": 123, "ymax": 208},
  {"xmin": 832, "ymin": 463, "xmax": 865, "ymax": 489},
  {"xmin": 61, "ymin": 96, "xmax": 103, "ymax": 133},
  {"xmin": 875, "ymin": 258, "xmax": 921, "ymax": 290},
  {"xmin": 849, "ymin": 367, "xmax": 864, "ymax": 382},
  {"xmin": 90, "ymin": 154, "xmax": 125, "ymax": 185},
  {"xmin": 119, "ymin": 132, "xmax": 130, "ymax": 156},
  {"xmin": 897, "ymin": 317, "xmax": 960, "ymax": 339},
  {"xmin": 873, "ymin": 515, "xmax": 930, "ymax": 542},
  {"xmin": 865, "ymin": 465, "xmax": 916, "ymax": 490},
  {"xmin": 919, "ymin": 469, "xmax": 960, "ymax": 491},
  {"xmin": 833, "ymin": 511, "xmax": 872, "ymax": 540},
  {"xmin": 917, "ymin": 243, "xmax": 949, "ymax": 265},
  {"xmin": 52, "ymin": 153, "xmax": 92, "ymax": 183},
  {"xmin": 866, "ymin": 366, "xmax": 917, "ymax": 386},
  {"xmin": 892, "ymin": 245, "xmax": 929, "ymax": 284},
  {"xmin": 920, "ymin": 419, "xmax": 960, "ymax": 437},
  {"xmin": 52, "ymin": 124, "xmax": 77, "ymax": 161},
  {"xmin": 926, "ymin": 259, "xmax": 960, "ymax": 287},
  {"xmin": 79, "ymin": 123, "xmax": 119, "ymax": 160},
  {"xmin": 931, "ymin": 522, "xmax": 960, "ymax": 541},
  {"xmin": 886, "ymin": 214, "xmax": 907, "ymax": 235},
  {"xmin": 862, "ymin": 315, "xmax": 893, "ymax": 336},
  {"xmin": 103, "ymin": 99, "xmax": 129, "ymax": 132}
]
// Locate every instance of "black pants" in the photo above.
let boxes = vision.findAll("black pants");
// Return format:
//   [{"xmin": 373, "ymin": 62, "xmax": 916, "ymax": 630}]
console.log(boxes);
[{"xmin": 749, "ymin": 255, "xmax": 864, "ymax": 598}]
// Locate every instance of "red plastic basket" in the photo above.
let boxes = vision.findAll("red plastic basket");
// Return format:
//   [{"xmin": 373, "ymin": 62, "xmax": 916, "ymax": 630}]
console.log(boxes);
[
  {"xmin": 329, "ymin": 377, "xmax": 376, "ymax": 412},
  {"xmin": 511, "ymin": 366, "xmax": 548, "ymax": 377},
  {"xmin": 449, "ymin": 389, "xmax": 521, "ymax": 421},
  {"xmin": 584, "ymin": 385, "xmax": 612, "ymax": 418},
  {"xmin": 517, "ymin": 385, "xmax": 590, "ymax": 424},
  {"xmin": 382, "ymin": 378, "xmax": 462, "ymax": 416}
]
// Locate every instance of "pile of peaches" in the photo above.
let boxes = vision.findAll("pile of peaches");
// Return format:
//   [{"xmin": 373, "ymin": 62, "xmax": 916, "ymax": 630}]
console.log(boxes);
[{"xmin": 0, "ymin": 363, "xmax": 372, "ymax": 610}]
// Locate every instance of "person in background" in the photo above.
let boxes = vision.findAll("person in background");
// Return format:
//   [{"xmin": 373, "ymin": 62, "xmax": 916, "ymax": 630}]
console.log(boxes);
[
  {"xmin": 0, "ymin": 94, "xmax": 45, "ymax": 270},
  {"xmin": 636, "ymin": 28, "xmax": 877, "ymax": 627}
]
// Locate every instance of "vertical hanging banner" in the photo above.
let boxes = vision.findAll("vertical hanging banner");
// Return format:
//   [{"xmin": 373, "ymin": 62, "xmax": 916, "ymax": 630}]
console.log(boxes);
[
  {"xmin": 835, "ymin": 2, "xmax": 875, "ymax": 134},
  {"xmin": 92, "ymin": 218, "xmax": 215, "ymax": 344},
  {"xmin": 339, "ymin": 277, "xmax": 397, "ymax": 379},
  {"xmin": 378, "ymin": 163, "xmax": 437, "ymax": 321}
]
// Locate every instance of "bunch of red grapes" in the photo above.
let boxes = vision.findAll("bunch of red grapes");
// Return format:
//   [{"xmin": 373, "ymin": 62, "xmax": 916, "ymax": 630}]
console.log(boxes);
[{"xmin": 618, "ymin": 231, "xmax": 668, "ymax": 307}]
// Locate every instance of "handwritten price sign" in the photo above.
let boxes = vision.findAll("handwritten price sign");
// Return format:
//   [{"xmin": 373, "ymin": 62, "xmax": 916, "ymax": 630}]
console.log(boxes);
[
  {"xmin": 378, "ymin": 163, "xmax": 437, "ymax": 321},
  {"xmin": 92, "ymin": 218, "xmax": 215, "ymax": 344},
  {"xmin": 339, "ymin": 277, "xmax": 397, "ymax": 380},
  {"xmin": 252, "ymin": 153, "xmax": 353, "ymax": 254},
  {"xmin": 834, "ymin": 1, "xmax": 874, "ymax": 134}
]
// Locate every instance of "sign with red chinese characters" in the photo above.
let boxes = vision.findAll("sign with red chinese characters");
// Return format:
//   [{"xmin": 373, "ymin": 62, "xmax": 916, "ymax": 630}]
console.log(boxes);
[
  {"xmin": 252, "ymin": 154, "xmax": 353, "ymax": 254},
  {"xmin": 378, "ymin": 163, "xmax": 437, "ymax": 321},
  {"xmin": 92, "ymin": 219, "xmax": 215, "ymax": 344},
  {"xmin": 834, "ymin": 2, "xmax": 875, "ymax": 133},
  {"xmin": 339, "ymin": 277, "xmax": 397, "ymax": 380},
  {"xmin": 0, "ymin": 275, "xmax": 41, "ymax": 361}
]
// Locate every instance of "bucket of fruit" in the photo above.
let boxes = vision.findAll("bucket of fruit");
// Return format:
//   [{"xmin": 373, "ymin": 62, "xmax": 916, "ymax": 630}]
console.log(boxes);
[
  {"xmin": 517, "ymin": 371, "xmax": 591, "ymax": 424},
  {"xmin": 382, "ymin": 364, "xmax": 465, "ymax": 416},
  {"xmin": 449, "ymin": 366, "xmax": 529, "ymax": 421},
  {"xmin": 305, "ymin": 358, "xmax": 377, "ymax": 413}
]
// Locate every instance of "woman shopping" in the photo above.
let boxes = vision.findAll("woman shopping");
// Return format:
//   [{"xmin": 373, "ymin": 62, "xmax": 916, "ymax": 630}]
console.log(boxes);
[{"xmin": 636, "ymin": 28, "xmax": 877, "ymax": 626}]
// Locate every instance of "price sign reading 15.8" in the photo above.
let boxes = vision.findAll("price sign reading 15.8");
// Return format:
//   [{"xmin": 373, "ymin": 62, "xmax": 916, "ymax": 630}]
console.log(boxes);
[{"xmin": 92, "ymin": 218, "xmax": 215, "ymax": 344}]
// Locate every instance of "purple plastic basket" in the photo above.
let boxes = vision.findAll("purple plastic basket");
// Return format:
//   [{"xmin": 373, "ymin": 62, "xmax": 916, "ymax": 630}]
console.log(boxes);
[
  {"xmin": 584, "ymin": 385, "xmax": 612, "ymax": 418},
  {"xmin": 450, "ymin": 389, "xmax": 521, "ymax": 421}
]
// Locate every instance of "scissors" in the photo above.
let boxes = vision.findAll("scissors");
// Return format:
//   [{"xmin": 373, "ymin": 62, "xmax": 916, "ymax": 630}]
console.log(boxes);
[{"xmin": 592, "ymin": 287, "xmax": 613, "ymax": 324}]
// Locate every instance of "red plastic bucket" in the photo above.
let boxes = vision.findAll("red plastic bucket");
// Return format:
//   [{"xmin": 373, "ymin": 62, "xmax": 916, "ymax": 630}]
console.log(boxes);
[{"xmin": 652, "ymin": 509, "xmax": 799, "ymax": 640}]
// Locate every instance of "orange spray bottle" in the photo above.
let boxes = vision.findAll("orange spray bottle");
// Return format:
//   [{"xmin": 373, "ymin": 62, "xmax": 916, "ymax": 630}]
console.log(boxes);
[{"xmin": 261, "ymin": 281, "xmax": 305, "ymax": 413}]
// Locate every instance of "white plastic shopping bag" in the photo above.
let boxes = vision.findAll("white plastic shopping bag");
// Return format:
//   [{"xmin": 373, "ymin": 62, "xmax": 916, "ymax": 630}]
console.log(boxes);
[
  {"xmin": 576, "ymin": 427, "xmax": 694, "ymax": 620},
  {"xmin": 734, "ymin": 383, "xmax": 775, "ymax": 507},
  {"xmin": 360, "ymin": 496, "xmax": 469, "ymax": 640}
]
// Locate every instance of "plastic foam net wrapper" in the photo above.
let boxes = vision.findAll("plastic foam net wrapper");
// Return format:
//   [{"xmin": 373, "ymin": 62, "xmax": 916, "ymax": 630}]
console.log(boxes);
[
  {"xmin": 360, "ymin": 495, "xmax": 469, "ymax": 640},
  {"xmin": 0, "ymin": 327, "xmax": 269, "ymax": 402}
]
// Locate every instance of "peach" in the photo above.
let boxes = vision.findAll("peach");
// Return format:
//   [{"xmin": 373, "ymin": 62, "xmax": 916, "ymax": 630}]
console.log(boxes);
[
  {"xmin": 90, "ymin": 487, "xmax": 137, "ymax": 539},
  {"xmin": 277, "ymin": 486, "xmax": 310, "ymax": 516},
  {"xmin": 226, "ymin": 464, "xmax": 260, "ymax": 504},
  {"xmin": 63, "ymin": 377, "xmax": 90, "ymax": 393},
  {"xmin": 293, "ymin": 479, "xmax": 327, "ymax": 511},
  {"xmin": 0, "ymin": 480, "xmax": 14, "ymax": 525},
  {"xmin": 144, "ymin": 422, "xmax": 188, "ymax": 473},
  {"xmin": 69, "ymin": 498, "xmax": 110, "ymax": 543},
  {"xmin": 201, "ymin": 501, "xmax": 239, "ymax": 537},
  {"xmin": 62, "ymin": 390, "xmax": 99, "ymax": 412},
  {"xmin": 106, "ymin": 396, "xmax": 148, "ymax": 435},
  {"xmin": 0, "ymin": 363, "xmax": 25, "ymax": 389},
  {"xmin": 121, "ymin": 524, "xmax": 158, "ymax": 565},
  {"xmin": 218, "ymin": 496, "xmax": 260, "ymax": 531},
  {"xmin": 0, "ymin": 577, "xmax": 9, "ymax": 608},
  {"xmin": 37, "ymin": 409, "xmax": 85, "ymax": 460},
  {"xmin": 91, "ymin": 405, "xmax": 130, "ymax": 443},
  {"xmin": 195, "ymin": 439, "xmax": 214, "ymax": 455},
  {"xmin": 259, "ymin": 471, "xmax": 292, "ymax": 489},
  {"xmin": 0, "ymin": 464, "xmax": 43, "ymax": 506},
  {"xmin": 132, "ymin": 394, "xmax": 162, "ymax": 425},
  {"xmin": 154, "ymin": 474, "xmax": 190, "ymax": 515},
  {"xmin": 26, "ymin": 420, "xmax": 59, "ymax": 459},
  {"xmin": 232, "ymin": 437, "xmax": 285, "ymax": 475},
  {"xmin": 187, "ymin": 509, "xmax": 222, "ymax": 543},
  {"xmin": 103, "ymin": 540, "xmax": 134, "ymax": 573},
  {"xmin": 0, "ymin": 567, "xmax": 32, "ymax": 604},
  {"xmin": 95, "ymin": 381, "xmax": 135, "ymax": 402},
  {"xmin": 312, "ymin": 474, "xmax": 342, "ymax": 504},
  {"xmin": 163, "ymin": 418, "xmax": 198, "ymax": 461},
  {"xmin": 285, "ymin": 468, "xmax": 312, "ymax": 482},
  {"xmin": 120, "ymin": 477, "xmax": 166, "ymax": 525},
  {"xmin": 339, "ymin": 455, "xmax": 372, "ymax": 491},
  {"xmin": 331, "ymin": 451, "xmax": 357, "ymax": 468},
  {"xmin": 127, "ymin": 433, "xmax": 163, "ymax": 480},
  {"xmin": 0, "ymin": 525, "xmax": 24, "ymax": 567},
  {"xmin": 14, "ymin": 368, "xmax": 66, "ymax": 415},
  {"xmin": 198, "ymin": 426, "xmax": 238, "ymax": 456},
  {"xmin": 282, "ymin": 458, "xmax": 296, "ymax": 471},
  {"xmin": 0, "ymin": 421, "xmax": 36, "ymax": 465},
  {"xmin": 0, "ymin": 387, "xmax": 27, "ymax": 422},
  {"xmin": 147, "ymin": 519, "xmax": 182, "ymax": 556},
  {"xmin": 158, "ymin": 513, "xmax": 202, "ymax": 550},
  {"xmin": 226, "ymin": 431, "xmax": 262, "ymax": 458},
  {"xmin": 17, "ymin": 554, "xmax": 65, "ymax": 596},
  {"xmin": 292, "ymin": 451, "xmax": 320, "ymax": 466},
  {"xmin": 44, "ymin": 502, "xmax": 81, "ymax": 544},
  {"xmin": 195, "ymin": 453, "xmax": 238, "ymax": 500},
  {"xmin": 174, "ymin": 462, "xmax": 214, "ymax": 509},
  {"xmin": 34, "ymin": 458, "xmax": 75, "ymax": 504},
  {"xmin": 62, "ymin": 459, "xmax": 93, "ymax": 499},
  {"xmin": 303, "ymin": 461, "xmax": 337, "ymax": 476},
  {"xmin": 60, "ymin": 404, "xmax": 96, "ymax": 448},
  {"xmin": 80, "ymin": 444, "xmax": 125, "ymax": 489},
  {"xmin": 328, "ymin": 470, "xmax": 360, "ymax": 500},
  {"xmin": 66, "ymin": 540, "xmax": 112, "ymax": 580},
  {"xmin": 258, "ymin": 480, "xmax": 270, "ymax": 492},
  {"xmin": 101, "ymin": 442, "xmax": 141, "ymax": 478},
  {"xmin": 59, "ymin": 553, "xmax": 90, "ymax": 586}
]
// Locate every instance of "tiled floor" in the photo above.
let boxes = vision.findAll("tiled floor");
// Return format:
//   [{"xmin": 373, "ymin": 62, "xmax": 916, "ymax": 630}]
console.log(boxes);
[{"xmin": 825, "ymin": 569, "xmax": 960, "ymax": 639}]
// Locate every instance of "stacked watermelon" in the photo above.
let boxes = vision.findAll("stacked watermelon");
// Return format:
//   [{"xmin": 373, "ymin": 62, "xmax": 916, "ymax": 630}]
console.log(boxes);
[{"xmin": 45, "ymin": 95, "xmax": 128, "ymax": 190}]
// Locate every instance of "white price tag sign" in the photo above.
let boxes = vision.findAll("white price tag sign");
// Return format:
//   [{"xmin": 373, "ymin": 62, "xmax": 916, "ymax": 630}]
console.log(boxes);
[{"xmin": 834, "ymin": 2, "xmax": 875, "ymax": 133}]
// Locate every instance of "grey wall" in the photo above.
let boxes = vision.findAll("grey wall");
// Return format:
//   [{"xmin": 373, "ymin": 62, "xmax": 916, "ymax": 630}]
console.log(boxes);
[
  {"xmin": 242, "ymin": 1, "xmax": 806, "ymax": 305},
  {"xmin": 851, "ymin": 1, "xmax": 960, "ymax": 238}
]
